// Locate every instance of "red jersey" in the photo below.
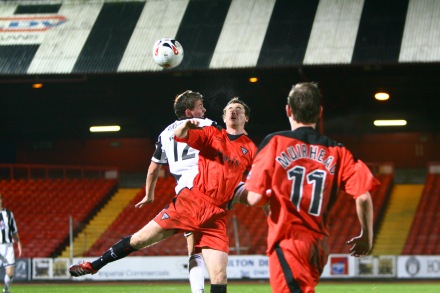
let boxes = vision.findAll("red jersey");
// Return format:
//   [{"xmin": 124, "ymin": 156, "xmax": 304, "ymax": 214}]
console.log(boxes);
[
  {"xmin": 245, "ymin": 127, "xmax": 380, "ymax": 253},
  {"xmin": 175, "ymin": 125, "xmax": 257, "ymax": 206}
]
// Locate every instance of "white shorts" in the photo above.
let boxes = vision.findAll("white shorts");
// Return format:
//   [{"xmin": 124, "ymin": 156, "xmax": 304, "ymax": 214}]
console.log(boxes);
[{"xmin": 0, "ymin": 243, "xmax": 15, "ymax": 267}]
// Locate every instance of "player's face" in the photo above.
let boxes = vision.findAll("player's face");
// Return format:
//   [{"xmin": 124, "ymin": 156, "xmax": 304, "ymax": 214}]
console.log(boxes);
[
  {"xmin": 223, "ymin": 103, "xmax": 248, "ymax": 127},
  {"xmin": 189, "ymin": 100, "xmax": 206, "ymax": 118}
]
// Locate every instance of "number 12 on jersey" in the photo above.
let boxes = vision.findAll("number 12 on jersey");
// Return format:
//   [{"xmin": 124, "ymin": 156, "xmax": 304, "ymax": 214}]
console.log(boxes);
[{"xmin": 173, "ymin": 140, "xmax": 196, "ymax": 162}]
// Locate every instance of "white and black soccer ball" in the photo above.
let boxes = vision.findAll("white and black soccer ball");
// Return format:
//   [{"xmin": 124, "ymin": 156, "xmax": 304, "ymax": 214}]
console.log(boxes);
[{"xmin": 152, "ymin": 38, "xmax": 184, "ymax": 69}]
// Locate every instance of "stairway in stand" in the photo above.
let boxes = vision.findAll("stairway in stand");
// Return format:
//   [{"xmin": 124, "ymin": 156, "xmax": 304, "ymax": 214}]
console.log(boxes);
[
  {"xmin": 59, "ymin": 188, "xmax": 140, "ymax": 258},
  {"xmin": 371, "ymin": 184, "xmax": 424, "ymax": 255}
]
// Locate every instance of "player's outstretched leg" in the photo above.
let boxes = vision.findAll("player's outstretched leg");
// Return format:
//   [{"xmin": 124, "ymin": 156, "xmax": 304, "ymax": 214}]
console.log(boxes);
[{"xmin": 69, "ymin": 236, "xmax": 136, "ymax": 277}]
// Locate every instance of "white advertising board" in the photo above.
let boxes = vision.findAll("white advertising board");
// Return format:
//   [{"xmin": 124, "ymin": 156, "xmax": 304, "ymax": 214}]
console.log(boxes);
[
  {"xmin": 397, "ymin": 255, "xmax": 440, "ymax": 278},
  {"xmin": 321, "ymin": 254, "xmax": 356, "ymax": 278},
  {"xmin": 32, "ymin": 254, "xmax": 439, "ymax": 281},
  {"xmin": 71, "ymin": 255, "xmax": 270, "ymax": 281}
]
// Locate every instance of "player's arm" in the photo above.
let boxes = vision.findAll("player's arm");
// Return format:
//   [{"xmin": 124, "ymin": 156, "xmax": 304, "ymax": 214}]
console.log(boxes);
[
  {"xmin": 242, "ymin": 189, "xmax": 271, "ymax": 216},
  {"xmin": 12, "ymin": 232, "xmax": 22, "ymax": 257},
  {"xmin": 246, "ymin": 190, "xmax": 270, "ymax": 207},
  {"xmin": 227, "ymin": 182, "xmax": 270, "ymax": 213},
  {"xmin": 174, "ymin": 119, "xmax": 200, "ymax": 140},
  {"xmin": 346, "ymin": 191, "xmax": 373, "ymax": 257},
  {"xmin": 135, "ymin": 161, "xmax": 162, "ymax": 208}
]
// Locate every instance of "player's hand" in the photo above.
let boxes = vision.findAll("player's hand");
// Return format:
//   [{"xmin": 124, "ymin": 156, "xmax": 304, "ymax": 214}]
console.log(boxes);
[
  {"xmin": 346, "ymin": 232, "xmax": 372, "ymax": 257},
  {"xmin": 135, "ymin": 194, "xmax": 154, "ymax": 208},
  {"xmin": 185, "ymin": 119, "xmax": 201, "ymax": 129}
]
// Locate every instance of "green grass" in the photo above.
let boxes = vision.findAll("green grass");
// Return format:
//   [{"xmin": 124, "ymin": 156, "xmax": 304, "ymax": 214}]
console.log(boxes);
[{"xmin": 10, "ymin": 281, "xmax": 440, "ymax": 293}]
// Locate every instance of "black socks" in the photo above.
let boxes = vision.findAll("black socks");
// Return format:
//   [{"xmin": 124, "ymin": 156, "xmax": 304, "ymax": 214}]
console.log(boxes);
[
  {"xmin": 91, "ymin": 235, "xmax": 136, "ymax": 271},
  {"xmin": 211, "ymin": 284, "xmax": 227, "ymax": 293}
]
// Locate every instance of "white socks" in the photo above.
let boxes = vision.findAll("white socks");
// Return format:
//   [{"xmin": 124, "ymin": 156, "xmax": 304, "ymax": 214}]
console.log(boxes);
[
  {"xmin": 4, "ymin": 274, "xmax": 12, "ymax": 292},
  {"xmin": 188, "ymin": 254, "xmax": 205, "ymax": 293}
]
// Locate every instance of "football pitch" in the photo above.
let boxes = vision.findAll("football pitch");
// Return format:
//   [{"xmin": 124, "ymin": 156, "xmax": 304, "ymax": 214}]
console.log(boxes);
[{"xmin": 11, "ymin": 281, "xmax": 440, "ymax": 292}]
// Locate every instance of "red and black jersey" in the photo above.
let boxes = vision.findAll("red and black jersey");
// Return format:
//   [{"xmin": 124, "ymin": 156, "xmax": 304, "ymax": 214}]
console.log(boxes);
[
  {"xmin": 175, "ymin": 125, "xmax": 257, "ymax": 206},
  {"xmin": 245, "ymin": 127, "xmax": 380, "ymax": 253}
]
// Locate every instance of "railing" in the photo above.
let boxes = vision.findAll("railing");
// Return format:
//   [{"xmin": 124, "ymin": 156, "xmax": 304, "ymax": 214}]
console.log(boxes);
[
  {"xmin": 367, "ymin": 161, "xmax": 395, "ymax": 175},
  {"xmin": 428, "ymin": 161, "xmax": 440, "ymax": 174},
  {"xmin": 0, "ymin": 163, "xmax": 119, "ymax": 182}
]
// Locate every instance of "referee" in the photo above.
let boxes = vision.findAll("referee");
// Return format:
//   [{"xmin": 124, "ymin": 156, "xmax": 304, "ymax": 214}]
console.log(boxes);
[{"xmin": 0, "ymin": 194, "xmax": 22, "ymax": 293}]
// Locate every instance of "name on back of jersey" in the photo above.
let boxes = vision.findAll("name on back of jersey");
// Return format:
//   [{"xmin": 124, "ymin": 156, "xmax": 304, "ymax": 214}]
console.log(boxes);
[{"xmin": 276, "ymin": 144, "xmax": 337, "ymax": 174}]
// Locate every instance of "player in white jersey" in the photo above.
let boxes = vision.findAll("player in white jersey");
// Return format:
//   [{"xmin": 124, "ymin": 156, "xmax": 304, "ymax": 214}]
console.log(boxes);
[
  {"xmin": 135, "ymin": 90, "xmax": 214, "ymax": 293},
  {"xmin": 150, "ymin": 117, "xmax": 214, "ymax": 195},
  {"xmin": 0, "ymin": 194, "xmax": 22, "ymax": 293},
  {"xmin": 69, "ymin": 90, "xmax": 251, "ymax": 291}
]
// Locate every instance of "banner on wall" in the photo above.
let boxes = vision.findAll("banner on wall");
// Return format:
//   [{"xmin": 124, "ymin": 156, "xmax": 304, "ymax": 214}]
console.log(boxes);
[
  {"xmin": 321, "ymin": 254, "xmax": 355, "ymax": 278},
  {"xmin": 398, "ymin": 256, "xmax": 440, "ymax": 278},
  {"xmin": 33, "ymin": 258, "xmax": 70, "ymax": 280},
  {"xmin": 29, "ymin": 255, "xmax": 440, "ymax": 281},
  {"xmin": 320, "ymin": 255, "xmax": 396, "ymax": 278},
  {"xmin": 31, "ymin": 256, "xmax": 269, "ymax": 281},
  {"xmin": 0, "ymin": 258, "xmax": 31, "ymax": 281}
]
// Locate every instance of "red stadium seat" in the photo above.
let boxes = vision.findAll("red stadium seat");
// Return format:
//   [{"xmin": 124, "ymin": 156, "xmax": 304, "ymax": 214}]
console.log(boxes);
[
  {"xmin": 402, "ymin": 171, "xmax": 440, "ymax": 255},
  {"xmin": 0, "ymin": 178, "xmax": 117, "ymax": 258},
  {"xmin": 328, "ymin": 172, "xmax": 393, "ymax": 254},
  {"xmin": 85, "ymin": 177, "xmax": 180, "ymax": 257}
]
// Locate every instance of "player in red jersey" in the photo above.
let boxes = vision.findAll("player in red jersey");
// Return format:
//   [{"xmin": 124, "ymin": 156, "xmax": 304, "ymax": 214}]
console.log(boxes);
[
  {"xmin": 69, "ymin": 97, "xmax": 256, "ymax": 293},
  {"xmin": 244, "ymin": 82, "xmax": 380, "ymax": 293},
  {"xmin": 135, "ymin": 90, "xmax": 215, "ymax": 293},
  {"xmin": 171, "ymin": 98, "xmax": 256, "ymax": 292}
]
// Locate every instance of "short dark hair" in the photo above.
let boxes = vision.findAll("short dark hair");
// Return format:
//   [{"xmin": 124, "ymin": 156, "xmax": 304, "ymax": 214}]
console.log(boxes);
[
  {"xmin": 222, "ymin": 97, "xmax": 251, "ymax": 118},
  {"xmin": 287, "ymin": 82, "xmax": 321, "ymax": 123},
  {"xmin": 173, "ymin": 90, "xmax": 204, "ymax": 119}
]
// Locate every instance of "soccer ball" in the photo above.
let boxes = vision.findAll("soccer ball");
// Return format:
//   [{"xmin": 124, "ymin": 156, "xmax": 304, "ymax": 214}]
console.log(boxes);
[{"xmin": 152, "ymin": 38, "xmax": 184, "ymax": 69}]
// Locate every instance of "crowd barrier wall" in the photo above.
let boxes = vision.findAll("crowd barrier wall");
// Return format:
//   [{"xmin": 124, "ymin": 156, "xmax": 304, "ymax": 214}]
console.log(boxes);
[{"xmin": 8, "ymin": 255, "xmax": 440, "ymax": 282}]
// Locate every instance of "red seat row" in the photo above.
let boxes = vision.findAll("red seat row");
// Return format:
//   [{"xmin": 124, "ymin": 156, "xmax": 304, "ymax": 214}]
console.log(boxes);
[
  {"xmin": 402, "ymin": 172, "xmax": 440, "ymax": 255},
  {"xmin": 327, "ymin": 173, "xmax": 393, "ymax": 254},
  {"xmin": 0, "ymin": 178, "xmax": 117, "ymax": 258}
]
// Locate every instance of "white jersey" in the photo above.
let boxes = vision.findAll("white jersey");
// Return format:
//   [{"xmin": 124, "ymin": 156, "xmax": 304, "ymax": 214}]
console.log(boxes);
[
  {"xmin": 151, "ymin": 118, "xmax": 215, "ymax": 193},
  {"xmin": 0, "ymin": 209, "xmax": 18, "ymax": 244}
]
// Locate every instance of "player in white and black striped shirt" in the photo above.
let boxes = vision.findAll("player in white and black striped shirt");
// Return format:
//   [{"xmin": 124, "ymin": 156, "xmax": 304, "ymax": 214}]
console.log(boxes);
[
  {"xmin": 0, "ymin": 194, "xmax": 22, "ymax": 293},
  {"xmin": 135, "ymin": 90, "xmax": 214, "ymax": 293}
]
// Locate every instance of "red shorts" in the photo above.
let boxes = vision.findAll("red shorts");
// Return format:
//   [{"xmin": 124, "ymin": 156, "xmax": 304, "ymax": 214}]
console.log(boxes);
[
  {"xmin": 268, "ymin": 228, "xmax": 328, "ymax": 293},
  {"xmin": 153, "ymin": 188, "xmax": 229, "ymax": 253}
]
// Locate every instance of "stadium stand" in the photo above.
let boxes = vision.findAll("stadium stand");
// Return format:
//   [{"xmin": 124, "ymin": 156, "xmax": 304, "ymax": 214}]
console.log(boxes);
[
  {"xmin": 227, "ymin": 204, "xmax": 268, "ymax": 255},
  {"xmin": 327, "ymin": 163, "xmax": 394, "ymax": 254},
  {"xmin": 81, "ymin": 162, "xmax": 395, "ymax": 257},
  {"xmin": 371, "ymin": 184, "xmax": 424, "ymax": 255},
  {"xmin": 59, "ymin": 188, "xmax": 140, "ymax": 258},
  {"xmin": 402, "ymin": 162, "xmax": 440, "ymax": 255},
  {"xmin": 7, "ymin": 161, "xmax": 432, "ymax": 258},
  {"xmin": 84, "ymin": 176, "xmax": 269, "ymax": 256},
  {"xmin": 0, "ymin": 178, "xmax": 117, "ymax": 258},
  {"xmin": 0, "ymin": 164, "xmax": 118, "ymax": 258},
  {"xmin": 84, "ymin": 177, "xmax": 186, "ymax": 257}
]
